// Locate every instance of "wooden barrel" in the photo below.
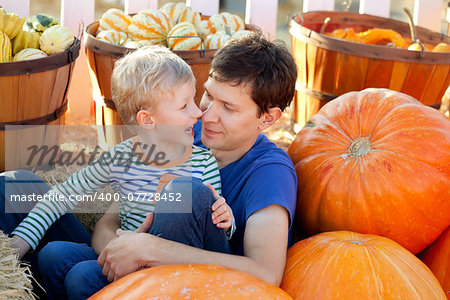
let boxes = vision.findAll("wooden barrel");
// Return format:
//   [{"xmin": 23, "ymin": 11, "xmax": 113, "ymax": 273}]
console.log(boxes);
[
  {"xmin": 289, "ymin": 11, "xmax": 450, "ymax": 126},
  {"xmin": 0, "ymin": 38, "xmax": 81, "ymax": 171},
  {"xmin": 85, "ymin": 19, "xmax": 257, "ymax": 148}
]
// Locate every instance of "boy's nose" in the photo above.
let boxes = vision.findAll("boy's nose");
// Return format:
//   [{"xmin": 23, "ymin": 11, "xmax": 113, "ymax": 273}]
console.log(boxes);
[{"xmin": 192, "ymin": 104, "xmax": 202, "ymax": 118}]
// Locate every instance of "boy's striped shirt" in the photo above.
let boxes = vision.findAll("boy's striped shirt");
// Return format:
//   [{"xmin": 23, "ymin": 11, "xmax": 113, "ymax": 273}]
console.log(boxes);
[{"xmin": 12, "ymin": 138, "xmax": 221, "ymax": 250}]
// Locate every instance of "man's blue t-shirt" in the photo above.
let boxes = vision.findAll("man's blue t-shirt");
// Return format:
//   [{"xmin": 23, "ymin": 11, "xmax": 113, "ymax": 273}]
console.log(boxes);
[{"xmin": 193, "ymin": 121, "xmax": 297, "ymax": 255}]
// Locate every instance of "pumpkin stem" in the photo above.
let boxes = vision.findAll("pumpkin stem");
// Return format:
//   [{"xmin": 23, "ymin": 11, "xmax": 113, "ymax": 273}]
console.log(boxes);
[
  {"xmin": 349, "ymin": 240, "xmax": 364, "ymax": 245},
  {"xmin": 348, "ymin": 137, "xmax": 371, "ymax": 158}
]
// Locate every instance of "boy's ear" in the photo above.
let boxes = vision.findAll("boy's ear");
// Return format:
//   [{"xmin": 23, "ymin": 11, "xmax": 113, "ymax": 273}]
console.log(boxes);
[
  {"xmin": 136, "ymin": 110, "xmax": 154, "ymax": 128},
  {"xmin": 258, "ymin": 107, "xmax": 282, "ymax": 131}
]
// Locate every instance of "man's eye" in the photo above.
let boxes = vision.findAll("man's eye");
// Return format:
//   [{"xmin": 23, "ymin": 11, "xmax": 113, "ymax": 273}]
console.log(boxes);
[{"xmin": 224, "ymin": 104, "xmax": 233, "ymax": 111}]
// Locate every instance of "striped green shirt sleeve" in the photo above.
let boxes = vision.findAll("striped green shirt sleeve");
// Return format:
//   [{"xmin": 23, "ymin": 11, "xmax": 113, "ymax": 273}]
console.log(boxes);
[{"xmin": 11, "ymin": 148, "xmax": 115, "ymax": 250}]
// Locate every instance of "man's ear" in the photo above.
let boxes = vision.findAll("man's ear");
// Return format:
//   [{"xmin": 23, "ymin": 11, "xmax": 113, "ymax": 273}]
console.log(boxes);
[
  {"xmin": 258, "ymin": 107, "xmax": 282, "ymax": 131},
  {"xmin": 136, "ymin": 110, "xmax": 154, "ymax": 128}
]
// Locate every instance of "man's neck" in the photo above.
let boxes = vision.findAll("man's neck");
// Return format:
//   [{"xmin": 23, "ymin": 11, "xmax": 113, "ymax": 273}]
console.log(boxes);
[{"xmin": 212, "ymin": 135, "xmax": 259, "ymax": 169}]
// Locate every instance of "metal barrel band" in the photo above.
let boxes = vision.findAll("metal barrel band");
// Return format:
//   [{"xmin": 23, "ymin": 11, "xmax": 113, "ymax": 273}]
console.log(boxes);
[
  {"xmin": 298, "ymin": 85, "xmax": 443, "ymax": 109},
  {"xmin": 297, "ymin": 85, "xmax": 337, "ymax": 102},
  {"xmin": 94, "ymin": 95, "xmax": 116, "ymax": 110},
  {"xmin": 0, "ymin": 100, "xmax": 68, "ymax": 130}
]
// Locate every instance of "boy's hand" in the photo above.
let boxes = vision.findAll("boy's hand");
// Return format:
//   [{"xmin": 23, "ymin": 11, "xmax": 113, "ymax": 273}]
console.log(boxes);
[
  {"xmin": 11, "ymin": 235, "xmax": 30, "ymax": 260},
  {"xmin": 206, "ymin": 184, "xmax": 233, "ymax": 230}
]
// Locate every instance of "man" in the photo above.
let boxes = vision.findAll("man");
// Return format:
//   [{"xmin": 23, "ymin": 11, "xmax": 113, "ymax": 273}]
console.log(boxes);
[{"xmin": 96, "ymin": 32, "xmax": 298, "ymax": 286}]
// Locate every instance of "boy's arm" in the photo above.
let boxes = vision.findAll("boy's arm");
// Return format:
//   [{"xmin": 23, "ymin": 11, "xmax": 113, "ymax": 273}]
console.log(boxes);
[
  {"xmin": 11, "ymin": 151, "xmax": 113, "ymax": 250},
  {"xmin": 91, "ymin": 201, "xmax": 121, "ymax": 255},
  {"xmin": 98, "ymin": 204, "xmax": 289, "ymax": 285}
]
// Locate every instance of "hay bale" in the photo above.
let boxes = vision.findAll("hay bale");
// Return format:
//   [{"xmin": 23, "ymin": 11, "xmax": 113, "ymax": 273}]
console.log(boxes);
[{"xmin": 0, "ymin": 231, "xmax": 34, "ymax": 300}]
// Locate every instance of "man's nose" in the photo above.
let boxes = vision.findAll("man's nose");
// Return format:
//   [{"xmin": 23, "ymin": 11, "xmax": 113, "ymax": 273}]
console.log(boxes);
[{"xmin": 201, "ymin": 101, "xmax": 219, "ymax": 123}]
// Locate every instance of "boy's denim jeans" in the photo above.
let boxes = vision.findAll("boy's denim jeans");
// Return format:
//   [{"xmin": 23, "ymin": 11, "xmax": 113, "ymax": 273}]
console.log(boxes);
[
  {"xmin": 2, "ymin": 170, "xmax": 230, "ymax": 299},
  {"xmin": 0, "ymin": 169, "xmax": 92, "ymax": 299}
]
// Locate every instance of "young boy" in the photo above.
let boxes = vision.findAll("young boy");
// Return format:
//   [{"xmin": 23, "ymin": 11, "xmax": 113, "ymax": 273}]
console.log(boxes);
[{"xmin": 10, "ymin": 46, "xmax": 234, "ymax": 299}]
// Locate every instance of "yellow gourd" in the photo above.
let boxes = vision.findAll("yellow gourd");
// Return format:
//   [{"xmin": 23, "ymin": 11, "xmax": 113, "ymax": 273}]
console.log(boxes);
[
  {"xmin": 13, "ymin": 48, "xmax": 47, "ymax": 61},
  {"xmin": 12, "ymin": 30, "xmax": 40, "ymax": 55},
  {"xmin": 39, "ymin": 25, "xmax": 74, "ymax": 55},
  {"xmin": 0, "ymin": 31, "xmax": 12, "ymax": 62},
  {"xmin": 432, "ymin": 42, "xmax": 450, "ymax": 52},
  {"xmin": 0, "ymin": 8, "xmax": 26, "ymax": 40}
]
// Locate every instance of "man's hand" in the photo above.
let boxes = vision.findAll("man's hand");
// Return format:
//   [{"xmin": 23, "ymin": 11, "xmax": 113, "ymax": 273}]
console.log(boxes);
[
  {"xmin": 97, "ymin": 212, "xmax": 154, "ymax": 282},
  {"xmin": 11, "ymin": 235, "xmax": 30, "ymax": 260},
  {"xmin": 207, "ymin": 184, "xmax": 234, "ymax": 231}
]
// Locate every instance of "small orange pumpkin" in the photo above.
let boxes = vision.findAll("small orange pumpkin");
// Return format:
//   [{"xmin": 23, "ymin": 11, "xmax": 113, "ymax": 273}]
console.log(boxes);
[
  {"xmin": 89, "ymin": 264, "xmax": 293, "ymax": 299},
  {"xmin": 281, "ymin": 231, "xmax": 447, "ymax": 300}
]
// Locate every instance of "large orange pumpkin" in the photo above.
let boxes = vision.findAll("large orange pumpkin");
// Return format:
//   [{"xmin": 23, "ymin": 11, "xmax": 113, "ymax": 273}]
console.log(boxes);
[
  {"xmin": 287, "ymin": 88, "xmax": 450, "ymax": 254},
  {"xmin": 281, "ymin": 231, "xmax": 446, "ymax": 300},
  {"xmin": 89, "ymin": 264, "xmax": 292, "ymax": 299},
  {"xmin": 420, "ymin": 226, "xmax": 450, "ymax": 299}
]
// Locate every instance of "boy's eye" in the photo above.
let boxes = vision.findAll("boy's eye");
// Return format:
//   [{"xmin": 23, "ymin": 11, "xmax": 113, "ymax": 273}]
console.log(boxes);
[{"xmin": 180, "ymin": 104, "xmax": 187, "ymax": 109}]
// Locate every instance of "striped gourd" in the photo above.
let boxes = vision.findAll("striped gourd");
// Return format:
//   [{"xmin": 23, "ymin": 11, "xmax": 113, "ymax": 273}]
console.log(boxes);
[
  {"xmin": 98, "ymin": 9, "xmax": 131, "ymax": 33},
  {"xmin": 0, "ymin": 31, "xmax": 12, "ymax": 62},
  {"xmin": 0, "ymin": 8, "xmax": 26, "ymax": 40},
  {"xmin": 12, "ymin": 30, "xmax": 40, "ymax": 55},
  {"xmin": 204, "ymin": 31, "xmax": 230, "ymax": 50},
  {"xmin": 230, "ymin": 30, "xmax": 253, "ymax": 40},
  {"xmin": 123, "ymin": 39, "xmax": 154, "ymax": 49},
  {"xmin": 160, "ymin": 2, "xmax": 186, "ymax": 25},
  {"xmin": 96, "ymin": 29, "xmax": 129, "ymax": 46},
  {"xmin": 123, "ymin": 40, "xmax": 142, "ymax": 49},
  {"xmin": 198, "ymin": 14, "xmax": 225, "ymax": 40},
  {"xmin": 13, "ymin": 48, "xmax": 47, "ymax": 61},
  {"xmin": 178, "ymin": 6, "xmax": 201, "ymax": 30},
  {"xmin": 167, "ymin": 22, "xmax": 201, "ymax": 50},
  {"xmin": 128, "ymin": 10, "xmax": 171, "ymax": 44},
  {"xmin": 220, "ymin": 12, "xmax": 245, "ymax": 33}
]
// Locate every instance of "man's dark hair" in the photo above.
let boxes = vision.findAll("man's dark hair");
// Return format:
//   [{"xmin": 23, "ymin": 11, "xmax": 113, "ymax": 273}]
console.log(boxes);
[{"xmin": 209, "ymin": 32, "xmax": 297, "ymax": 116}]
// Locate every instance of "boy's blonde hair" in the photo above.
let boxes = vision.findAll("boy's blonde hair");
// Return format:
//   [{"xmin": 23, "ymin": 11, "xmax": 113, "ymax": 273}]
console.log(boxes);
[{"xmin": 111, "ymin": 45, "xmax": 195, "ymax": 125}]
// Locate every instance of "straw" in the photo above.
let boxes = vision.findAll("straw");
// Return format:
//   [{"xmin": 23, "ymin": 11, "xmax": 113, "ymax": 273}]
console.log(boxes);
[{"xmin": 0, "ymin": 231, "xmax": 34, "ymax": 300}]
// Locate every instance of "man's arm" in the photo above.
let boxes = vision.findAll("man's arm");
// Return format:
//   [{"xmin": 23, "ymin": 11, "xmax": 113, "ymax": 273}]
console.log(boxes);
[{"xmin": 98, "ymin": 204, "xmax": 289, "ymax": 285}]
